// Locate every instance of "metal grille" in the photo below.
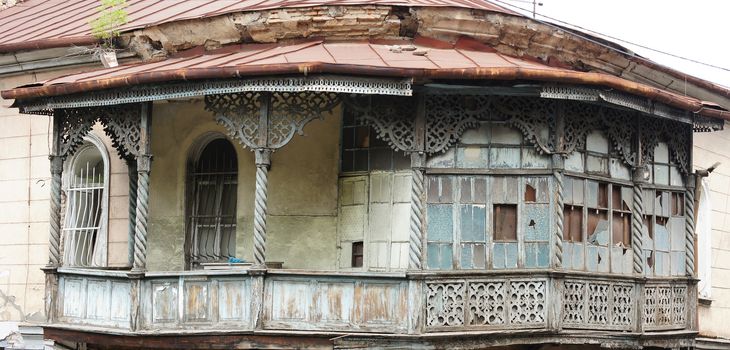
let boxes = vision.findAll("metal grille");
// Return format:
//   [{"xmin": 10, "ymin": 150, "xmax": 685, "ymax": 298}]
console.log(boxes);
[
  {"xmin": 63, "ymin": 160, "xmax": 104, "ymax": 266},
  {"xmin": 189, "ymin": 139, "xmax": 238, "ymax": 264}
]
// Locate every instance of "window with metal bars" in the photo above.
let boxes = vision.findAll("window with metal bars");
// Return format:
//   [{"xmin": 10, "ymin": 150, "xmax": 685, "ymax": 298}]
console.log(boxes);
[
  {"xmin": 187, "ymin": 138, "xmax": 238, "ymax": 266},
  {"xmin": 63, "ymin": 143, "xmax": 107, "ymax": 267}
]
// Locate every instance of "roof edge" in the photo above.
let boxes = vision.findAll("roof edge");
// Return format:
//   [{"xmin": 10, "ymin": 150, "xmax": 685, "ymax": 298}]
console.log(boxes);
[{"xmin": 2, "ymin": 63, "xmax": 729, "ymax": 121}]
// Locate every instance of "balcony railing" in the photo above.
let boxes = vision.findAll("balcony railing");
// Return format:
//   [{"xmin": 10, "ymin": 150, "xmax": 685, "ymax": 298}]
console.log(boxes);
[{"xmin": 50, "ymin": 268, "xmax": 696, "ymax": 342}]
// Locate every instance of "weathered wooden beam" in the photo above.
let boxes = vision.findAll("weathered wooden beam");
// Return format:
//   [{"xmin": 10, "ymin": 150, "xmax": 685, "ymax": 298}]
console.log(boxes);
[{"xmin": 409, "ymin": 94, "xmax": 426, "ymax": 270}]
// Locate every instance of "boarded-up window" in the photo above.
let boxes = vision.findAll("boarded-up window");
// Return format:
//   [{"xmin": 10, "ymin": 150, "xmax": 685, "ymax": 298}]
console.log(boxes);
[
  {"xmin": 493, "ymin": 204, "xmax": 517, "ymax": 241},
  {"xmin": 563, "ymin": 206, "xmax": 583, "ymax": 242},
  {"xmin": 188, "ymin": 139, "xmax": 238, "ymax": 265}
]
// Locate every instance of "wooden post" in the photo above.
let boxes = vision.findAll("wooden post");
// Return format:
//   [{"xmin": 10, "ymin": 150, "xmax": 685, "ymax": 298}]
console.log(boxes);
[
  {"xmin": 409, "ymin": 94, "xmax": 426, "ymax": 270},
  {"xmin": 552, "ymin": 154, "xmax": 565, "ymax": 269},
  {"xmin": 126, "ymin": 159, "xmax": 138, "ymax": 268},
  {"xmin": 48, "ymin": 111, "xmax": 63, "ymax": 267},
  {"xmin": 631, "ymin": 167, "xmax": 646, "ymax": 275},
  {"xmin": 684, "ymin": 174, "xmax": 696, "ymax": 277},
  {"xmin": 132, "ymin": 102, "xmax": 153, "ymax": 272},
  {"xmin": 253, "ymin": 149, "xmax": 271, "ymax": 266}
]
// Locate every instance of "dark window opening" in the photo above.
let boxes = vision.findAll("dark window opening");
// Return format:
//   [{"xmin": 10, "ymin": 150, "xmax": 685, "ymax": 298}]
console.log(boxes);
[
  {"xmin": 597, "ymin": 183, "xmax": 608, "ymax": 208},
  {"xmin": 351, "ymin": 241, "xmax": 364, "ymax": 268},
  {"xmin": 493, "ymin": 204, "xmax": 517, "ymax": 241},
  {"xmin": 587, "ymin": 209, "xmax": 609, "ymax": 246},
  {"xmin": 564, "ymin": 205, "xmax": 583, "ymax": 242},
  {"xmin": 524, "ymin": 184, "xmax": 536, "ymax": 202},
  {"xmin": 612, "ymin": 212, "xmax": 631, "ymax": 248},
  {"xmin": 188, "ymin": 138, "xmax": 238, "ymax": 265}
]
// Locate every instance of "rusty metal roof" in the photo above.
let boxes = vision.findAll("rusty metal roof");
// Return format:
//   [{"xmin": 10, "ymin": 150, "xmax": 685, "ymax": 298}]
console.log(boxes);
[
  {"xmin": 0, "ymin": 0, "xmax": 515, "ymax": 52},
  {"xmin": 4, "ymin": 37, "xmax": 729, "ymax": 121}
]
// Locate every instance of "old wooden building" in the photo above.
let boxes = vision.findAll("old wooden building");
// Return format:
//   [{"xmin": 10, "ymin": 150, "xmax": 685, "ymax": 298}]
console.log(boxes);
[{"xmin": 2, "ymin": 0, "xmax": 730, "ymax": 349}]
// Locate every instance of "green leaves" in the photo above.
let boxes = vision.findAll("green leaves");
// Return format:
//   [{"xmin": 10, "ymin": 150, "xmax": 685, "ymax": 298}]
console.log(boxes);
[{"xmin": 89, "ymin": 0, "xmax": 128, "ymax": 43}]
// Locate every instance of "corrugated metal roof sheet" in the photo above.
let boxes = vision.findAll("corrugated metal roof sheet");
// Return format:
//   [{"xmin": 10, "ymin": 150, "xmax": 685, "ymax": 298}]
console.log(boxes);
[
  {"xmin": 0, "ymin": 0, "xmax": 515, "ymax": 51},
  {"xmin": 34, "ymin": 38, "xmax": 564, "ymax": 87}
]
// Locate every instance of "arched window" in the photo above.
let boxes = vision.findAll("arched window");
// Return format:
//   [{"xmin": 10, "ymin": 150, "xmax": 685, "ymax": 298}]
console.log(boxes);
[
  {"xmin": 63, "ymin": 138, "xmax": 109, "ymax": 267},
  {"xmin": 187, "ymin": 138, "xmax": 238, "ymax": 266}
]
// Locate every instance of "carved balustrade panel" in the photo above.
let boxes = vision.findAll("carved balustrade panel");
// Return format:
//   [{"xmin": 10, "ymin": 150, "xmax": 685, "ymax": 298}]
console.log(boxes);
[
  {"xmin": 643, "ymin": 283, "xmax": 687, "ymax": 330},
  {"xmin": 561, "ymin": 279, "xmax": 635, "ymax": 330},
  {"xmin": 425, "ymin": 278, "xmax": 547, "ymax": 331}
]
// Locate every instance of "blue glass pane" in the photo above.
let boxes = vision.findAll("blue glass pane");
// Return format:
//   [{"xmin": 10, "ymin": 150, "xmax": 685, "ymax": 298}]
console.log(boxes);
[
  {"xmin": 460, "ymin": 204, "xmax": 486, "ymax": 242},
  {"xmin": 427, "ymin": 204, "xmax": 453, "ymax": 242}
]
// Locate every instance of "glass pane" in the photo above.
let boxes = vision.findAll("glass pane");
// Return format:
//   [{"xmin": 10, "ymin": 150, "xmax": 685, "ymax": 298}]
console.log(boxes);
[
  {"xmin": 654, "ymin": 164, "xmax": 669, "ymax": 185},
  {"xmin": 654, "ymin": 142, "xmax": 669, "ymax": 163},
  {"xmin": 460, "ymin": 204, "xmax": 486, "ymax": 242},
  {"xmin": 427, "ymin": 204, "xmax": 454, "ymax": 242},
  {"xmin": 586, "ymin": 131, "xmax": 609, "ymax": 153},
  {"xmin": 352, "ymin": 150, "xmax": 368, "ymax": 172},
  {"xmin": 457, "ymin": 146, "xmax": 488, "ymax": 168},
  {"xmin": 489, "ymin": 147, "xmax": 520, "ymax": 168},
  {"xmin": 427, "ymin": 176, "xmax": 453, "ymax": 203},
  {"xmin": 370, "ymin": 148, "xmax": 392, "ymax": 170},
  {"xmin": 565, "ymin": 152, "xmax": 584, "ymax": 172},
  {"xmin": 586, "ymin": 154, "xmax": 608, "ymax": 174},
  {"xmin": 459, "ymin": 177, "xmax": 487, "ymax": 204}
]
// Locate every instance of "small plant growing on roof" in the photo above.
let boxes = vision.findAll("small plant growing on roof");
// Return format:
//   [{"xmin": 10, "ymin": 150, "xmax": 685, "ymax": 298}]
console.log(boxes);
[{"xmin": 89, "ymin": 0, "xmax": 128, "ymax": 68}]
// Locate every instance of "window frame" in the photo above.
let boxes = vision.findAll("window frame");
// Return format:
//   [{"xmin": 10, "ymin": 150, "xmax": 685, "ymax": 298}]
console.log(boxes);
[
  {"xmin": 62, "ymin": 134, "xmax": 111, "ymax": 268},
  {"xmin": 184, "ymin": 135, "xmax": 239, "ymax": 269}
]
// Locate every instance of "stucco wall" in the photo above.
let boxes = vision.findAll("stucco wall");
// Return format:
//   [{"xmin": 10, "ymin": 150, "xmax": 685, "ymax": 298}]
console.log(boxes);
[
  {"xmin": 694, "ymin": 124, "xmax": 730, "ymax": 340},
  {"xmin": 146, "ymin": 99, "xmax": 340, "ymax": 271}
]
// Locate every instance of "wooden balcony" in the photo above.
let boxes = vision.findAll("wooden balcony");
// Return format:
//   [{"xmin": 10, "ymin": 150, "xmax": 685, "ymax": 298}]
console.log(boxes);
[{"xmin": 48, "ymin": 268, "xmax": 697, "ymax": 348}]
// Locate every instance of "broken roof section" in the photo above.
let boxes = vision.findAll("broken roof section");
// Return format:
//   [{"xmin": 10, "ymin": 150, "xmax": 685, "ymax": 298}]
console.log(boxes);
[{"xmin": 0, "ymin": 0, "xmax": 514, "ymax": 52}]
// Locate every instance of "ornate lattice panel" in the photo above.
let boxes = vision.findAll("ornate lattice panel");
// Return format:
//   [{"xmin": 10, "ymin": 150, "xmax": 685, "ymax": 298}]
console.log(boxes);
[
  {"xmin": 587, "ymin": 283, "xmax": 609, "ymax": 325},
  {"xmin": 426, "ymin": 278, "xmax": 547, "ymax": 330},
  {"xmin": 562, "ymin": 279, "xmax": 635, "ymax": 330},
  {"xmin": 643, "ymin": 284, "xmax": 687, "ymax": 329},
  {"xmin": 562, "ymin": 281, "xmax": 585, "ymax": 324},
  {"xmin": 508, "ymin": 281, "xmax": 546, "ymax": 325},
  {"xmin": 426, "ymin": 282, "xmax": 465, "ymax": 327},
  {"xmin": 468, "ymin": 282, "xmax": 506, "ymax": 326}
]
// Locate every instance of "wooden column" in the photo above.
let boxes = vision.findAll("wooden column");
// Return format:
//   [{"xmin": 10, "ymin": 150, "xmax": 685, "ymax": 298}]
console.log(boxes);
[
  {"xmin": 48, "ymin": 112, "xmax": 63, "ymax": 267},
  {"xmin": 631, "ymin": 167, "xmax": 646, "ymax": 275},
  {"xmin": 253, "ymin": 149, "xmax": 271, "ymax": 266},
  {"xmin": 409, "ymin": 94, "xmax": 426, "ymax": 270},
  {"xmin": 252, "ymin": 92, "xmax": 272, "ymax": 267},
  {"xmin": 552, "ymin": 154, "xmax": 565, "ymax": 269},
  {"xmin": 132, "ymin": 103, "xmax": 153, "ymax": 272},
  {"xmin": 126, "ymin": 159, "xmax": 138, "ymax": 268},
  {"xmin": 684, "ymin": 173, "xmax": 696, "ymax": 277}
]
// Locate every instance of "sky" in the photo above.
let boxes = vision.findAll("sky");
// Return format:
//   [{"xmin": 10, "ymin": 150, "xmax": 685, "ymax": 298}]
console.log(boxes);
[{"xmin": 499, "ymin": 0, "xmax": 730, "ymax": 88}]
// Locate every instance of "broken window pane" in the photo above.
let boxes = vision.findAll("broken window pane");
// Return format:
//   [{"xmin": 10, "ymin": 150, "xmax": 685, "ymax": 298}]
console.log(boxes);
[
  {"xmin": 671, "ymin": 192, "xmax": 685, "ymax": 216},
  {"xmin": 611, "ymin": 212, "xmax": 631, "ymax": 248},
  {"xmin": 587, "ymin": 210, "xmax": 609, "ymax": 246},
  {"xmin": 493, "ymin": 204, "xmax": 517, "ymax": 241},
  {"xmin": 524, "ymin": 184, "xmax": 536, "ymax": 202}
]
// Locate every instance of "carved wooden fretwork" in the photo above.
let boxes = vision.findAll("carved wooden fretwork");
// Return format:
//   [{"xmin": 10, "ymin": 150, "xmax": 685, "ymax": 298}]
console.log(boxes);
[
  {"xmin": 603, "ymin": 109, "xmax": 636, "ymax": 167},
  {"xmin": 344, "ymin": 95, "xmax": 417, "ymax": 152},
  {"xmin": 103, "ymin": 105, "xmax": 143, "ymax": 160},
  {"xmin": 56, "ymin": 104, "xmax": 144, "ymax": 160},
  {"xmin": 268, "ymin": 91, "xmax": 340, "ymax": 149},
  {"xmin": 643, "ymin": 284, "xmax": 687, "ymax": 329},
  {"xmin": 493, "ymin": 96, "xmax": 555, "ymax": 154},
  {"xmin": 57, "ymin": 108, "xmax": 97, "ymax": 160},
  {"xmin": 343, "ymin": 94, "xmax": 692, "ymax": 173},
  {"xmin": 561, "ymin": 279, "xmax": 635, "ymax": 330},
  {"xmin": 206, "ymin": 92, "xmax": 262, "ymax": 150},
  {"xmin": 426, "ymin": 279, "xmax": 547, "ymax": 329},
  {"xmin": 425, "ymin": 95, "xmax": 481, "ymax": 154},
  {"xmin": 206, "ymin": 91, "xmax": 340, "ymax": 151}
]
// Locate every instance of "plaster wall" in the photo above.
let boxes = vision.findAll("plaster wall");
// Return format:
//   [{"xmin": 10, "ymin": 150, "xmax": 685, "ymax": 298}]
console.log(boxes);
[
  {"xmin": 0, "ymin": 64, "xmax": 123, "ymax": 322},
  {"xmin": 693, "ymin": 124, "xmax": 730, "ymax": 340},
  {"xmin": 145, "ymin": 99, "xmax": 340, "ymax": 271}
]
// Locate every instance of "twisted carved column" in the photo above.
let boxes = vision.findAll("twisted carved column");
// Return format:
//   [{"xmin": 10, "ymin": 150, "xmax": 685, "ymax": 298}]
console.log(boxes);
[
  {"xmin": 552, "ymin": 155, "xmax": 564, "ymax": 268},
  {"xmin": 631, "ymin": 168, "xmax": 646, "ymax": 274},
  {"xmin": 409, "ymin": 153, "xmax": 425, "ymax": 269},
  {"xmin": 132, "ymin": 155, "xmax": 151, "ymax": 271},
  {"xmin": 685, "ymin": 175, "xmax": 696, "ymax": 276},
  {"xmin": 253, "ymin": 149, "xmax": 271, "ymax": 266},
  {"xmin": 48, "ymin": 155, "xmax": 63, "ymax": 267},
  {"xmin": 127, "ymin": 160, "xmax": 138, "ymax": 267}
]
